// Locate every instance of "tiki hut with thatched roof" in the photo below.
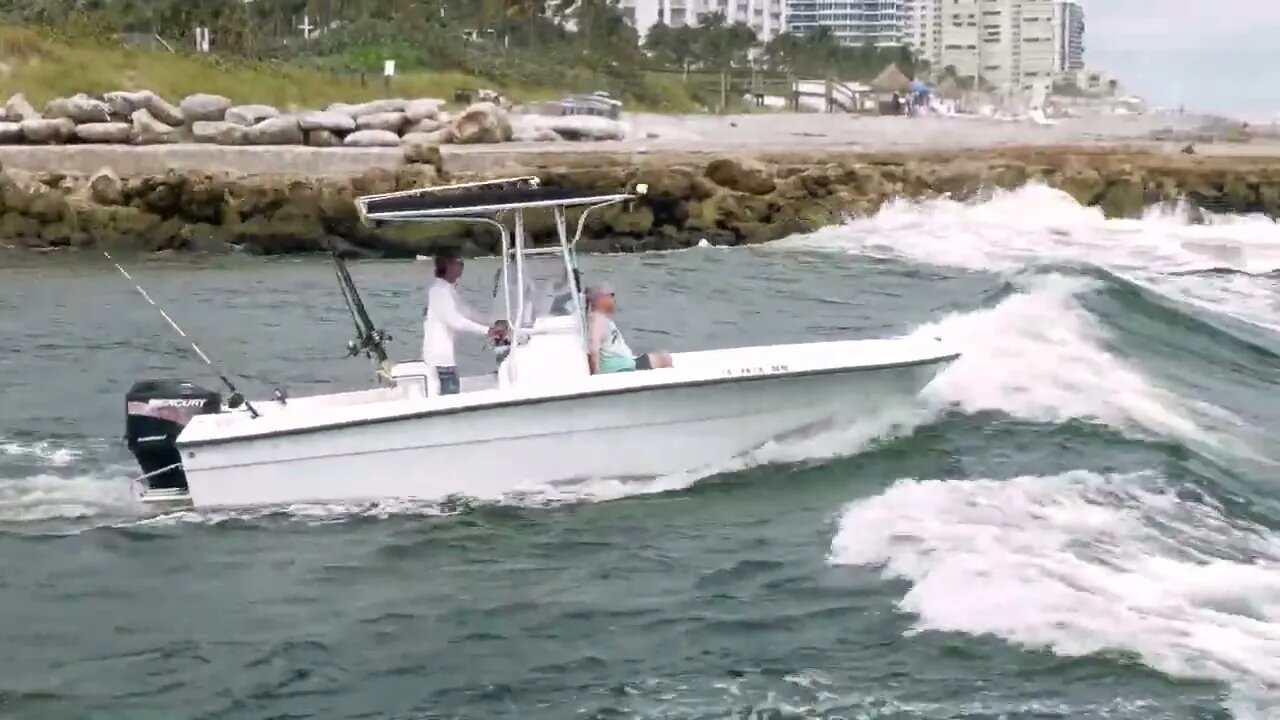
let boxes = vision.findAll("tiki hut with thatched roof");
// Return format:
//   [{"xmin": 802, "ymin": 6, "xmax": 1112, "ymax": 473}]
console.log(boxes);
[{"xmin": 871, "ymin": 63, "xmax": 912, "ymax": 94}]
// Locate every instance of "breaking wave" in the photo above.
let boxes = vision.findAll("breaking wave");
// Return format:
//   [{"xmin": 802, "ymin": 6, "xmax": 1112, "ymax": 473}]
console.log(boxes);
[
  {"xmin": 829, "ymin": 471, "xmax": 1280, "ymax": 718},
  {"xmin": 790, "ymin": 182, "xmax": 1280, "ymax": 716}
]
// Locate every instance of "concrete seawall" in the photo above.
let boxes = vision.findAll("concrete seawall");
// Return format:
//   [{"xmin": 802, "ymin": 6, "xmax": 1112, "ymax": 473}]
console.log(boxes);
[
  {"xmin": 2, "ymin": 112, "xmax": 1274, "ymax": 178},
  {"xmin": 1, "ymin": 117, "xmax": 1277, "ymax": 257}
]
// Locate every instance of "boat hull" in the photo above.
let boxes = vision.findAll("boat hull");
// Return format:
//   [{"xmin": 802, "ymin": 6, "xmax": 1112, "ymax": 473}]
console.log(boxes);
[{"xmin": 177, "ymin": 359, "xmax": 948, "ymax": 509}]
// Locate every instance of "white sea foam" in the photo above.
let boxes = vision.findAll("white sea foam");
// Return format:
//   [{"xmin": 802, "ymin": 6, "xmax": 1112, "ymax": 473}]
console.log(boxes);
[
  {"xmin": 0, "ymin": 439, "xmax": 82, "ymax": 467},
  {"xmin": 0, "ymin": 471, "xmax": 141, "ymax": 523},
  {"xmin": 775, "ymin": 183, "xmax": 1280, "ymax": 331},
  {"xmin": 829, "ymin": 470, "xmax": 1280, "ymax": 718},
  {"xmin": 751, "ymin": 272, "xmax": 1240, "ymax": 466}
]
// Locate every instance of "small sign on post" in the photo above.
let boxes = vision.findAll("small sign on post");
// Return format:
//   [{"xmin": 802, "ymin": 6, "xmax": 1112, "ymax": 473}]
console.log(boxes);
[
  {"xmin": 383, "ymin": 59, "xmax": 395, "ymax": 93},
  {"xmin": 194, "ymin": 27, "xmax": 210, "ymax": 53}
]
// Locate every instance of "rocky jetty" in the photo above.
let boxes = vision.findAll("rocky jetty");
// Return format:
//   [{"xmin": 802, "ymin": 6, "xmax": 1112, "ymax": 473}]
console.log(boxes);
[
  {"xmin": 2, "ymin": 146, "xmax": 1278, "ymax": 256},
  {"xmin": 0, "ymin": 90, "xmax": 628, "ymax": 148}
]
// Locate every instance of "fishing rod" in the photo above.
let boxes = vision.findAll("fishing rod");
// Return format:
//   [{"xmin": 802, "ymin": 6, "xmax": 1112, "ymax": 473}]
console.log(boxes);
[
  {"xmin": 331, "ymin": 251, "xmax": 390, "ymax": 367},
  {"xmin": 103, "ymin": 251, "xmax": 259, "ymax": 419}
]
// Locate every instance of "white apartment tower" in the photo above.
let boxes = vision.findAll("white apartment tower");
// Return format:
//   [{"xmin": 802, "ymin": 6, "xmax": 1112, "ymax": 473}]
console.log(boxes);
[
  {"xmin": 1052, "ymin": 0, "xmax": 1085, "ymax": 72},
  {"xmin": 786, "ymin": 0, "xmax": 905, "ymax": 47},
  {"xmin": 1016, "ymin": 0, "xmax": 1058, "ymax": 86},
  {"xmin": 933, "ymin": 0, "xmax": 1063, "ymax": 91},
  {"xmin": 902, "ymin": 0, "xmax": 942, "ymax": 65},
  {"xmin": 615, "ymin": 0, "xmax": 788, "ymax": 42}
]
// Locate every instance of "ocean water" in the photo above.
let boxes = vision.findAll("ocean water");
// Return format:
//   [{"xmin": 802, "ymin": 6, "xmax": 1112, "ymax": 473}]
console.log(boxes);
[{"xmin": 0, "ymin": 184, "xmax": 1277, "ymax": 719}]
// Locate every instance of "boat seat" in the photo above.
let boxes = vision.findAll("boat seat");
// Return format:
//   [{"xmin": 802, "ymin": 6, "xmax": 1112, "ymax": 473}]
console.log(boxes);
[{"xmin": 388, "ymin": 360, "xmax": 435, "ymax": 397}]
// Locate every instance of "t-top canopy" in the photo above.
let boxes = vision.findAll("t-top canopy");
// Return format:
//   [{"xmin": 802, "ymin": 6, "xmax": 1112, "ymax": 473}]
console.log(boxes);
[{"xmin": 357, "ymin": 176, "xmax": 645, "ymax": 223}]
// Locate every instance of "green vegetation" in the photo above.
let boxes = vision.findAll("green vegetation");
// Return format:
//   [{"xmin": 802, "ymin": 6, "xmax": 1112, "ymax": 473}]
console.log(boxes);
[
  {"xmin": 0, "ymin": 0, "xmax": 921, "ymax": 112},
  {"xmin": 0, "ymin": 26, "xmax": 511, "ymax": 108}
]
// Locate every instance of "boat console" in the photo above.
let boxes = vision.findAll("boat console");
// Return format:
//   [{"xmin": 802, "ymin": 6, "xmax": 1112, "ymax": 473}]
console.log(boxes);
[{"xmin": 499, "ymin": 315, "xmax": 589, "ymax": 389}]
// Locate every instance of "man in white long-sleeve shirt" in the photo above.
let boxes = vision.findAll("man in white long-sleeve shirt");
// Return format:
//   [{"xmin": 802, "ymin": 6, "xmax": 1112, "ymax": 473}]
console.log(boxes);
[{"xmin": 422, "ymin": 252, "xmax": 497, "ymax": 395}]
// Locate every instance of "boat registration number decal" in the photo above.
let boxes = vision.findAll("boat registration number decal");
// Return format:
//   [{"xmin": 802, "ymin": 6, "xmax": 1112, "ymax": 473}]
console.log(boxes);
[{"xmin": 723, "ymin": 364, "xmax": 789, "ymax": 377}]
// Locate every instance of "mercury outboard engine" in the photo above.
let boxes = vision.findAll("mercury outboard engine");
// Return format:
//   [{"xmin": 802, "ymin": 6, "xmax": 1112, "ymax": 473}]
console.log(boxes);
[{"xmin": 125, "ymin": 380, "xmax": 221, "ymax": 491}]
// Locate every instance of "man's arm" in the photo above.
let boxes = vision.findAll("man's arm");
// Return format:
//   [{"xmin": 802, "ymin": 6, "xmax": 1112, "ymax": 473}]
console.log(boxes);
[
  {"xmin": 438, "ymin": 287, "xmax": 490, "ymax": 336},
  {"xmin": 585, "ymin": 313, "xmax": 604, "ymax": 374}
]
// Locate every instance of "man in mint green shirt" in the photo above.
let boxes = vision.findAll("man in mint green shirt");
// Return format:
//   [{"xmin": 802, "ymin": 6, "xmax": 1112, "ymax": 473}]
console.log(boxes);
[{"xmin": 585, "ymin": 283, "xmax": 672, "ymax": 374}]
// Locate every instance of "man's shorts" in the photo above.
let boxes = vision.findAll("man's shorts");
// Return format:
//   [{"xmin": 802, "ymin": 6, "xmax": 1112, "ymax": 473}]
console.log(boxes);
[{"xmin": 437, "ymin": 366, "xmax": 460, "ymax": 395}]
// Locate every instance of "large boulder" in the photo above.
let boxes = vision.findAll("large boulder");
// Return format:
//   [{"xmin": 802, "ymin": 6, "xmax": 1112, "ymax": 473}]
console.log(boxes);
[
  {"xmin": 78, "ymin": 205, "xmax": 184, "ymax": 251},
  {"xmin": 0, "ymin": 122, "xmax": 24, "ymax": 143},
  {"xmin": 245, "ymin": 116, "xmax": 303, "ymax": 145},
  {"xmin": 1053, "ymin": 164, "xmax": 1107, "ymax": 206},
  {"xmin": 45, "ymin": 94, "xmax": 112, "ymax": 123},
  {"xmin": 176, "ymin": 173, "xmax": 231, "ymax": 223},
  {"xmin": 88, "ymin": 168, "xmax": 124, "ymax": 205},
  {"xmin": 0, "ymin": 172, "xmax": 70, "ymax": 221},
  {"xmin": 178, "ymin": 223, "xmax": 233, "ymax": 254},
  {"xmin": 74, "ymin": 122, "xmax": 133, "ymax": 144},
  {"xmin": 226, "ymin": 104, "xmax": 279, "ymax": 127},
  {"xmin": 298, "ymin": 110, "xmax": 355, "ymax": 133},
  {"xmin": 102, "ymin": 90, "xmax": 151, "ymax": 118},
  {"xmin": 405, "ymin": 98, "xmax": 444, "ymax": 123},
  {"xmin": 450, "ymin": 102, "xmax": 513, "ymax": 144},
  {"xmin": 1099, "ymin": 175, "xmax": 1147, "ymax": 218},
  {"xmin": 705, "ymin": 158, "xmax": 777, "ymax": 195},
  {"xmin": 143, "ymin": 93, "xmax": 185, "ymax": 125},
  {"xmin": 602, "ymin": 204, "xmax": 654, "ymax": 235},
  {"xmin": 395, "ymin": 163, "xmax": 439, "ymax": 191},
  {"xmin": 103, "ymin": 90, "xmax": 183, "ymax": 124},
  {"xmin": 405, "ymin": 117, "xmax": 445, "ymax": 135},
  {"xmin": 129, "ymin": 109, "xmax": 179, "ymax": 144},
  {"xmin": 355, "ymin": 111, "xmax": 408, "ymax": 134},
  {"xmin": 192, "ymin": 120, "xmax": 248, "ymax": 145},
  {"xmin": 344, "ymin": 98, "xmax": 407, "ymax": 118},
  {"xmin": 685, "ymin": 190, "xmax": 769, "ymax": 233},
  {"xmin": 402, "ymin": 140, "xmax": 441, "ymax": 166},
  {"xmin": 343, "ymin": 129, "xmax": 401, "ymax": 147},
  {"xmin": 4, "ymin": 93, "xmax": 39, "ymax": 122},
  {"xmin": 179, "ymin": 93, "xmax": 232, "ymax": 122},
  {"xmin": 20, "ymin": 118, "xmax": 75, "ymax": 144},
  {"xmin": 226, "ymin": 184, "xmax": 332, "ymax": 254}
]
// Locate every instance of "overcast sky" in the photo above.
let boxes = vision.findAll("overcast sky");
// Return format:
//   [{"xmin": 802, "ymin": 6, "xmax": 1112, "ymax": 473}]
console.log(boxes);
[{"xmin": 1083, "ymin": 0, "xmax": 1280, "ymax": 117}]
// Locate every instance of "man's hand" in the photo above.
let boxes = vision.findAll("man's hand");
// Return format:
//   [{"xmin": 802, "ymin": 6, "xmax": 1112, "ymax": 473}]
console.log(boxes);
[{"xmin": 488, "ymin": 321, "xmax": 511, "ymax": 343}]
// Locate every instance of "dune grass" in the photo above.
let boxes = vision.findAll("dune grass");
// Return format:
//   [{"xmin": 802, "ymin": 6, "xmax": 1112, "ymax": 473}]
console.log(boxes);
[{"xmin": 0, "ymin": 25, "xmax": 697, "ymax": 110}]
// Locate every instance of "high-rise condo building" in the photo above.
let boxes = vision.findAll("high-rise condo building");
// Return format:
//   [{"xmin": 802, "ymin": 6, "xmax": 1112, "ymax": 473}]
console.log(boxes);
[
  {"xmin": 1052, "ymin": 0, "xmax": 1085, "ymax": 72},
  {"xmin": 785, "ymin": 0, "xmax": 905, "ymax": 47},
  {"xmin": 611, "ymin": 0, "xmax": 788, "ymax": 42}
]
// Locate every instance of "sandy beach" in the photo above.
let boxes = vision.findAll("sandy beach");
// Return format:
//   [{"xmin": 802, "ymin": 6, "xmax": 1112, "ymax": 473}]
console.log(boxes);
[{"xmin": 0, "ymin": 111, "xmax": 1272, "ymax": 178}]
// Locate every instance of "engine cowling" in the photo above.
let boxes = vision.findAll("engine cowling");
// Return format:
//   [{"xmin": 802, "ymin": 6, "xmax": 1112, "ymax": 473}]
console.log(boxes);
[{"xmin": 125, "ymin": 380, "xmax": 221, "ymax": 491}]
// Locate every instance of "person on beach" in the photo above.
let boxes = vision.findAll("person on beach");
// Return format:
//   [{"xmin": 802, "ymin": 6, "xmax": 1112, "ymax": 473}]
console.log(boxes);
[
  {"xmin": 585, "ymin": 283, "xmax": 672, "ymax": 374},
  {"xmin": 423, "ymin": 251, "xmax": 505, "ymax": 394}
]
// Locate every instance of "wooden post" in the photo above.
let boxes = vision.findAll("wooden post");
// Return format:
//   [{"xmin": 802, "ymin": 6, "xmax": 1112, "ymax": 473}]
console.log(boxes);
[{"xmin": 719, "ymin": 71, "xmax": 727, "ymax": 114}]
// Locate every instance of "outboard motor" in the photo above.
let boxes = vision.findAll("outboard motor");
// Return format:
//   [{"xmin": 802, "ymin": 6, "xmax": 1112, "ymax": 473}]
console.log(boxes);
[{"xmin": 125, "ymin": 380, "xmax": 221, "ymax": 491}]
